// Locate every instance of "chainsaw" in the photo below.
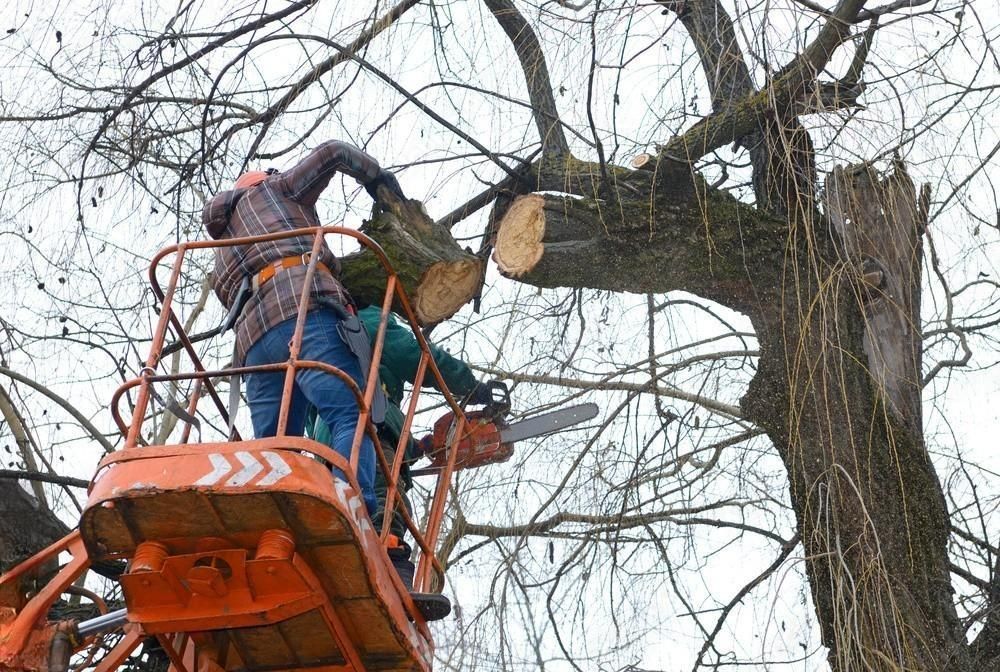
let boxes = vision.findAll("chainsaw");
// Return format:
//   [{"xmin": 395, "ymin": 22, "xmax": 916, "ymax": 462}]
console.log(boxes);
[{"xmin": 416, "ymin": 381, "xmax": 598, "ymax": 472}]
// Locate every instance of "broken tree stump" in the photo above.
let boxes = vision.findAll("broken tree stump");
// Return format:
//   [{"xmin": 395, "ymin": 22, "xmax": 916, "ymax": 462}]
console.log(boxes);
[
  {"xmin": 824, "ymin": 160, "xmax": 928, "ymax": 432},
  {"xmin": 340, "ymin": 187, "xmax": 483, "ymax": 325}
]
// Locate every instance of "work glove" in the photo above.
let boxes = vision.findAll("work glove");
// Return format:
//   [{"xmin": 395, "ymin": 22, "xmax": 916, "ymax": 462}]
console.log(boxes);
[
  {"xmin": 364, "ymin": 168, "xmax": 406, "ymax": 202},
  {"xmin": 416, "ymin": 434, "xmax": 435, "ymax": 456}
]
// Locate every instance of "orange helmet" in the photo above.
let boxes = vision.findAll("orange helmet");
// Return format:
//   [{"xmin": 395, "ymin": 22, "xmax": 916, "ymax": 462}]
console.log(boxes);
[{"xmin": 233, "ymin": 168, "xmax": 277, "ymax": 190}]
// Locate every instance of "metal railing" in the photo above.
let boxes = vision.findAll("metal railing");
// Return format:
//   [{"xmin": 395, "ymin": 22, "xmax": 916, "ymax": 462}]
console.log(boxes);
[{"xmin": 107, "ymin": 226, "xmax": 471, "ymax": 591}]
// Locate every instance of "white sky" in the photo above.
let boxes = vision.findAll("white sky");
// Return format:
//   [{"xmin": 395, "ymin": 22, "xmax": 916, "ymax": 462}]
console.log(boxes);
[{"xmin": 0, "ymin": 1, "xmax": 998, "ymax": 670}]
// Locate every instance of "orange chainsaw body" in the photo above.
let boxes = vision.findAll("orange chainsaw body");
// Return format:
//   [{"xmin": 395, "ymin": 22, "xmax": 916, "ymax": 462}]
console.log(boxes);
[{"xmin": 425, "ymin": 410, "xmax": 514, "ymax": 470}]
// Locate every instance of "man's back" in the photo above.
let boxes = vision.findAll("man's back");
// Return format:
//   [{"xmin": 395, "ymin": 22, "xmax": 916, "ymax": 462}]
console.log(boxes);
[{"xmin": 201, "ymin": 141, "xmax": 383, "ymax": 363}]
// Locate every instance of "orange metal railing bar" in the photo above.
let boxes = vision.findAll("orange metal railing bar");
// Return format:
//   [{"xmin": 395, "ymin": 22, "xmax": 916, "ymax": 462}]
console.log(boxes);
[
  {"xmin": 379, "ymin": 351, "xmax": 429, "ymax": 542},
  {"xmin": 0, "ymin": 533, "xmax": 89, "ymax": 655},
  {"xmin": 116, "ymin": 225, "xmax": 473, "ymax": 590},
  {"xmin": 416, "ymin": 412, "xmax": 468, "ymax": 591},
  {"xmin": 90, "ymin": 627, "xmax": 143, "ymax": 672},
  {"xmin": 126, "ymin": 246, "xmax": 186, "ymax": 448},
  {"xmin": 155, "ymin": 633, "xmax": 191, "ymax": 672},
  {"xmin": 179, "ymin": 379, "xmax": 203, "ymax": 445},
  {"xmin": 274, "ymin": 230, "xmax": 325, "ymax": 438}
]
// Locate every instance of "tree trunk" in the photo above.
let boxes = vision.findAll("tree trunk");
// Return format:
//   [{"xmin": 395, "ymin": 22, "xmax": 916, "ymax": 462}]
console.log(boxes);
[
  {"xmin": 340, "ymin": 190, "xmax": 483, "ymax": 324},
  {"xmin": 0, "ymin": 481, "xmax": 69, "ymax": 607},
  {"xmin": 493, "ymin": 153, "xmax": 979, "ymax": 670},
  {"xmin": 741, "ymin": 162, "xmax": 968, "ymax": 671},
  {"xmin": 0, "ymin": 483, "xmax": 67, "ymax": 575}
]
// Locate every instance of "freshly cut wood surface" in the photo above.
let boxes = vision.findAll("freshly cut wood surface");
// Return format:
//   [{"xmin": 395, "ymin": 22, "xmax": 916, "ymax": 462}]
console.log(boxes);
[
  {"xmin": 492, "ymin": 193, "xmax": 546, "ymax": 277},
  {"xmin": 340, "ymin": 188, "xmax": 482, "ymax": 325}
]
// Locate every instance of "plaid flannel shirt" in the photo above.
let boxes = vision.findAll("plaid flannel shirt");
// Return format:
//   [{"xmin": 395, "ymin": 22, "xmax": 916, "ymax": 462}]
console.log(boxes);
[{"xmin": 202, "ymin": 140, "xmax": 382, "ymax": 364}]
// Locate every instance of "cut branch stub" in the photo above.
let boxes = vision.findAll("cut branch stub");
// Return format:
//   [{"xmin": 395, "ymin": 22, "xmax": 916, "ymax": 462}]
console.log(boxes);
[
  {"xmin": 491, "ymin": 187, "xmax": 784, "ymax": 317},
  {"xmin": 630, "ymin": 153, "xmax": 653, "ymax": 170},
  {"xmin": 339, "ymin": 192, "xmax": 482, "ymax": 325},
  {"xmin": 492, "ymin": 193, "xmax": 546, "ymax": 277}
]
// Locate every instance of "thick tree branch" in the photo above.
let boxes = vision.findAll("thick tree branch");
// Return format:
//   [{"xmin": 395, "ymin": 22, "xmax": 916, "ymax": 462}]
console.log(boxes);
[
  {"xmin": 657, "ymin": 0, "xmax": 822, "ymax": 216},
  {"xmin": 483, "ymin": 0, "xmax": 570, "ymax": 156},
  {"xmin": 658, "ymin": 0, "xmax": 868, "ymax": 164},
  {"xmin": 658, "ymin": 0, "xmax": 783, "ymax": 212},
  {"xmin": 656, "ymin": 0, "xmax": 756, "ymax": 110},
  {"xmin": 492, "ymin": 159, "xmax": 787, "ymax": 321},
  {"xmin": 340, "ymin": 190, "xmax": 484, "ymax": 323},
  {"xmin": 0, "ymin": 387, "xmax": 47, "ymax": 506},
  {"xmin": 795, "ymin": 0, "xmax": 934, "ymax": 23}
]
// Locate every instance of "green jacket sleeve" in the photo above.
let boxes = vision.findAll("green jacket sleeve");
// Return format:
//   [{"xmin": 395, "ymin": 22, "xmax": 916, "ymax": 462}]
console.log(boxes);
[
  {"xmin": 305, "ymin": 405, "xmax": 330, "ymax": 445},
  {"xmin": 358, "ymin": 307, "xmax": 478, "ymax": 399}
]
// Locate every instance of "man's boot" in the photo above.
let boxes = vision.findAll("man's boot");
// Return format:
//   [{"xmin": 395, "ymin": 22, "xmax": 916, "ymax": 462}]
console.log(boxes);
[{"xmin": 386, "ymin": 539, "xmax": 451, "ymax": 621}]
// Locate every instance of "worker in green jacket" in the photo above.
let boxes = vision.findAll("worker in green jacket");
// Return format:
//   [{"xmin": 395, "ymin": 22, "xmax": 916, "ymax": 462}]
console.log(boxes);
[{"xmin": 309, "ymin": 305, "xmax": 493, "ymax": 620}]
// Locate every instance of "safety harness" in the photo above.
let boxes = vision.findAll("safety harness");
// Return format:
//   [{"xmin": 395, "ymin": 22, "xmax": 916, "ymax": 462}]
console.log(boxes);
[
  {"xmin": 156, "ymin": 253, "xmax": 386, "ymax": 441},
  {"xmin": 251, "ymin": 253, "xmax": 333, "ymax": 292}
]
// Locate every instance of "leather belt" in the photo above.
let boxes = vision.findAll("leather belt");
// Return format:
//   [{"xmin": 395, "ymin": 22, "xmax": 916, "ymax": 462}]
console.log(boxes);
[{"xmin": 252, "ymin": 253, "xmax": 332, "ymax": 292}]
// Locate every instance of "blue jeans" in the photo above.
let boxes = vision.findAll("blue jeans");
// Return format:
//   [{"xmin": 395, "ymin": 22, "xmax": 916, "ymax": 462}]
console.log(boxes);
[{"xmin": 244, "ymin": 309, "xmax": 377, "ymax": 514}]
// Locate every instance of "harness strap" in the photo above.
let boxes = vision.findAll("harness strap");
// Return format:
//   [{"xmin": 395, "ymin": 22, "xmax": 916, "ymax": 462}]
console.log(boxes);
[
  {"xmin": 332, "ymin": 307, "xmax": 387, "ymax": 425},
  {"xmin": 252, "ymin": 253, "xmax": 332, "ymax": 292},
  {"xmin": 227, "ymin": 374, "xmax": 241, "ymax": 440}
]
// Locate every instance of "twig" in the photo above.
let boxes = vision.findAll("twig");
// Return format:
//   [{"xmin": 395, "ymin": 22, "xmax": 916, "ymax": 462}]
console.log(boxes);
[
  {"xmin": 690, "ymin": 534, "xmax": 801, "ymax": 671},
  {"xmin": 0, "ymin": 469, "xmax": 89, "ymax": 489},
  {"xmin": 0, "ymin": 366, "xmax": 115, "ymax": 454}
]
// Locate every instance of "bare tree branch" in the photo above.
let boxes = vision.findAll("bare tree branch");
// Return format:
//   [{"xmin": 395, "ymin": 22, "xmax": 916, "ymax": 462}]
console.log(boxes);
[
  {"xmin": 0, "ymin": 470, "xmax": 89, "ymax": 489},
  {"xmin": 658, "ymin": 0, "xmax": 868, "ymax": 164},
  {"xmin": 76, "ymin": 0, "xmax": 321, "ymax": 215},
  {"xmin": 207, "ymin": 0, "xmax": 423, "ymax": 169},
  {"xmin": 0, "ymin": 366, "xmax": 116, "ymax": 454},
  {"xmin": 0, "ymin": 386, "xmax": 48, "ymax": 506},
  {"xmin": 483, "ymin": 0, "xmax": 571, "ymax": 156}
]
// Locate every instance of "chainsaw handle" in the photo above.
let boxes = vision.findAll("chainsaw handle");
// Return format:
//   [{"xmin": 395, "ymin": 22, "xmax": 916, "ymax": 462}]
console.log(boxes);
[{"xmin": 483, "ymin": 380, "xmax": 511, "ymax": 418}]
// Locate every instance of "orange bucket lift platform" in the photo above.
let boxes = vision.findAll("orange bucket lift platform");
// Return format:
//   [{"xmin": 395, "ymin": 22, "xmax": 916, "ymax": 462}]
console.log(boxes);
[{"xmin": 0, "ymin": 227, "xmax": 476, "ymax": 672}]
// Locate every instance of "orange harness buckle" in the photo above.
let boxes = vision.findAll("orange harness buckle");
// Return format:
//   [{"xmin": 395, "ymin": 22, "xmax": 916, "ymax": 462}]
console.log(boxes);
[{"xmin": 252, "ymin": 253, "xmax": 331, "ymax": 292}]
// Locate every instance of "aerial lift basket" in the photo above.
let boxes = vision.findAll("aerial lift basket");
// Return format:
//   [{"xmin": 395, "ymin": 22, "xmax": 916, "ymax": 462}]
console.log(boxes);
[{"xmin": 0, "ymin": 227, "xmax": 475, "ymax": 672}]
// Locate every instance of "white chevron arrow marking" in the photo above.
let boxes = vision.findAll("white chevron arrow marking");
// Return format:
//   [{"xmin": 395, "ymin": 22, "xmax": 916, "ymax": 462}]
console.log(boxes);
[
  {"xmin": 257, "ymin": 451, "xmax": 292, "ymax": 486},
  {"xmin": 226, "ymin": 451, "xmax": 263, "ymax": 487},
  {"xmin": 195, "ymin": 453, "xmax": 232, "ymax": 486}
]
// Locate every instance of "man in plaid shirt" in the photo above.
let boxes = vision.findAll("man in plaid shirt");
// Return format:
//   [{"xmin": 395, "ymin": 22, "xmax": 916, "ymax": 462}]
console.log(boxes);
[{"xmin": 203, "ymin": 140, "xmax": 404, "ymax": 517}]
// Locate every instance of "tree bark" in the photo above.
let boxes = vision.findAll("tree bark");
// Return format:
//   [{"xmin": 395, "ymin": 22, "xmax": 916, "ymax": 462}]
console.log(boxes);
[
  {"xmin": 743, "ymin": 280, "xmax": 967, "ymax": 670},
  {"xmin": 0, "ymin": 481, "xmax": 69, "ymax": 608},
  {"xmin": 492, "ymin": 165, "xmax": 786, "ymax": 318},
  {"xmin": 492, "ymin": 152, "xmax": 976, "ymax": 670},
  {"xmin": 0, "ymin": 483, "xmax": 68, "ymax": 575},
  {"xmin": 340, "ymin": 189, "xmax": 483, "ymax": 324},
  {"xmin": 824, "ymin": 160, "xmax": 926, "ymax": 432}
]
